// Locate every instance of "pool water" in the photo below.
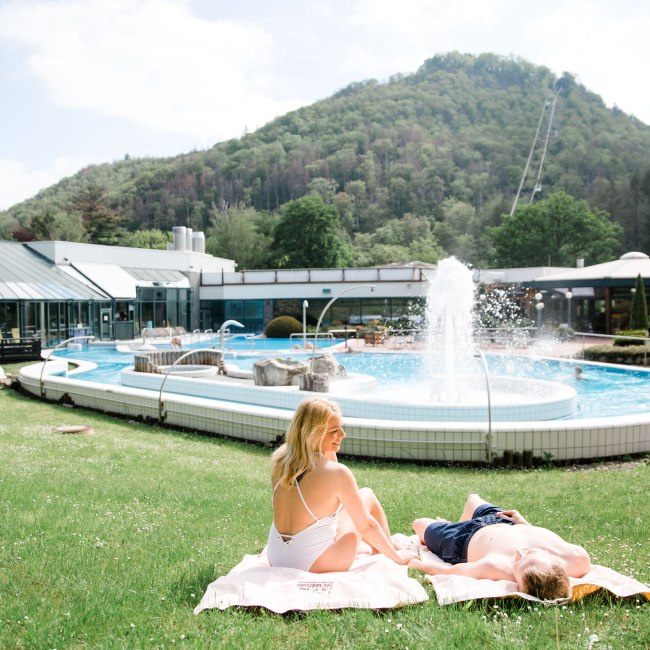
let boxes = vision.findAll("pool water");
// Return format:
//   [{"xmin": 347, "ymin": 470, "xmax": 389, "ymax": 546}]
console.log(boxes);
[{"xmin": 51, "ymin": 345, "xmax": 650, "ymax": 420}]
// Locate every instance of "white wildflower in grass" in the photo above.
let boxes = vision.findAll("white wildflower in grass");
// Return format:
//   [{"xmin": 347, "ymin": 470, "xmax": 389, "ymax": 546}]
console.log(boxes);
[{"xmin": 587, "ymin": 633, "xmax": 599, "ymax": 650}]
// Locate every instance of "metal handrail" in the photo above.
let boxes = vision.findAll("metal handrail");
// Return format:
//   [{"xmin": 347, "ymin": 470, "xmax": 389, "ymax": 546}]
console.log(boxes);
[
  {"xmin": 158, "ymin": 348, "xmax": 219, "ymax": 422},
  {"xmin": 39, "ymin": 335, "xmax": 95, "ymax": 398},
  {"xmin": 474, "ymin": 349, "xmax": 493, "ymax": 463},
  {"xmin": 310, "ymin": 285, "xmax": 375, "ymax": 367}
]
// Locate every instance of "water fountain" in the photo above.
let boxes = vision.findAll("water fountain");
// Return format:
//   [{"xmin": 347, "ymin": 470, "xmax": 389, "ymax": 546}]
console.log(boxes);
[{"xmin": 329, "ymin": 257, "xmax": 577, "ymax": 422}]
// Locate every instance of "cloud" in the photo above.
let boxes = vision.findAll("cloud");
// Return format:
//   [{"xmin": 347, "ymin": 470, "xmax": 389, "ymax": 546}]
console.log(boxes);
[
  {"xmin": 0, "ymin": 157, "xmax": 85, "ymax": 211},
  {"xmin": 528, "ymin": 1, "xmax": 650, "ymax": 120},
  {"xmin": 0, "ymin": 0, "xmax": 298, "ymax": 142}
]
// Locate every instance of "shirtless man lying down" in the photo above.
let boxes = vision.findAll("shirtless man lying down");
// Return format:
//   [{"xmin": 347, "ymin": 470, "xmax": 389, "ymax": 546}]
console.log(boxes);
[{"xmin": 410, "ymin": 493, "xmax": 592, "ymax": 600}]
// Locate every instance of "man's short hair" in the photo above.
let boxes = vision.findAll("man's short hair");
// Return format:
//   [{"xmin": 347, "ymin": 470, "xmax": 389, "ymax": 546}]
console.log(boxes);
[{"xmin": 521, "ymin": 562, "xmax": 571, "ymax": 600}]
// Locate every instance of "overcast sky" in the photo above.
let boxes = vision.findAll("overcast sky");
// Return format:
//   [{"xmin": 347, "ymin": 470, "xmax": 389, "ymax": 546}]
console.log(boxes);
[{"xmin": 1, "ymin": 0, "xmax": 648, "ymax": 211}]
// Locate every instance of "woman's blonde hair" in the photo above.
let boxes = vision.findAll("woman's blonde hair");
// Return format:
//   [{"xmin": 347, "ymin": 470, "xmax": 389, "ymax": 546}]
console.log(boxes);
[{"xmin": 271, "ymin": 397, "xmax": 340, "ymax": 488}]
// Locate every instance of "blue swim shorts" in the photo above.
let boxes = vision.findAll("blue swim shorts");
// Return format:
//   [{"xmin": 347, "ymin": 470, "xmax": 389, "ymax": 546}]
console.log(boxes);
[{"xmin": 423, "ymin": 503, "xmax": 516, "ymax": 564}]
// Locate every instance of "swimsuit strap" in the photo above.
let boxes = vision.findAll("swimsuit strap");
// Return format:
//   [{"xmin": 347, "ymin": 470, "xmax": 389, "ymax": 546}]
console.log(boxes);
[
  {"xmin": 272, "ymin": 480, "xmax": 319, "ymax": 522},
  {"xmin": 295, "ymin": 480, "xmax": 319, "ymax": 522}
]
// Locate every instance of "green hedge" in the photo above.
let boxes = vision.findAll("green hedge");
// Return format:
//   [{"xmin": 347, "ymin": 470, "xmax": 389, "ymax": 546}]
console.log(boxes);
[
  {"xmin": 613, "ymin": 329, "xmax": 649, "ymax": 346},
  {"xmin": 264, "ymin": 315, "xmax": 303, "ymax": 338},
  {"xmin": 582, "ymin": 343, "xmax": 649, "ymax": 365}
]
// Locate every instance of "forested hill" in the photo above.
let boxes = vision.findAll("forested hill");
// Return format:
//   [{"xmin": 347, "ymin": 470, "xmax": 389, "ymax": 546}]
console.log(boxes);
[{"xmin": 3, "ymin": 52, "xmax": 650, "ymax": 267}]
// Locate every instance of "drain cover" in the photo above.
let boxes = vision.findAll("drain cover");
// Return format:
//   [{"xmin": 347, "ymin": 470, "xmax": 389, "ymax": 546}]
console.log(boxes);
[{"xmin": 53, "ymin": 425, "xmax": 95, "ymax": 435}]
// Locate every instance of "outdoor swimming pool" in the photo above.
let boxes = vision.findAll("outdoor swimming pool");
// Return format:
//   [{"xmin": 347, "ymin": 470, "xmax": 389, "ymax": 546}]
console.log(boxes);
[
  {"xmin": 48, "ymin": 344, "xmax": 650, "ymax": 421},
  {"xmin": 18, "ymin": 339, "xmax": 650, "ymax": 464}
]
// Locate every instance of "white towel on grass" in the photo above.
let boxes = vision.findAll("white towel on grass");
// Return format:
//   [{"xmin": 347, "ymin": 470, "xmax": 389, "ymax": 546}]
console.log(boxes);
[
  {"xmin": 194, "ymin": 542, "xmax": 428, "ymax": 614},
  {"xmin": 413, "ymin": 541, "xmax": 650, "ymax": 606}
]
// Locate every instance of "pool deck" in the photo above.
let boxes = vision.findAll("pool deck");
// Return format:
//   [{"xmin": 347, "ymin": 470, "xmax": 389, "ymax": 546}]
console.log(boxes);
[{"xmin": 336, "ymin": 333, "xmax": 613, "ymax": 359}]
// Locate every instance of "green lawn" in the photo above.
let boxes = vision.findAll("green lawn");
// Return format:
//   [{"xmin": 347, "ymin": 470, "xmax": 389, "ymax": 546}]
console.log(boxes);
[{"xmin": 0, "ymin": 365, "xmax": 648, "ymax": 649}]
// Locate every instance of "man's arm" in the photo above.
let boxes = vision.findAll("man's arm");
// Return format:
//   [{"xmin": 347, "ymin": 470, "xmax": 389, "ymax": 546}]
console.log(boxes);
[
  {"xmin": 565, "ymin": 544, "xmax": 593, "ymax": 577},
  {"xmin": 409, "ymin": 554, "xmax": 512, "ymax": 581}
]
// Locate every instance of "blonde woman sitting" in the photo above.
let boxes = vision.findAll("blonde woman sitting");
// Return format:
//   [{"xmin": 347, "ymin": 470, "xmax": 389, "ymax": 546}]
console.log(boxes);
[{"xmin": 267, "ymin": 397, "xmax": 415, "ymax": 573}]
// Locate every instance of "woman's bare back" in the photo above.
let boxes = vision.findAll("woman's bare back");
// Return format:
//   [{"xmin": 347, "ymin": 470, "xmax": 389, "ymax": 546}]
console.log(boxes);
[{"xmin": 272, "ymin": 462, "xmax": 342, "ymax": 535}]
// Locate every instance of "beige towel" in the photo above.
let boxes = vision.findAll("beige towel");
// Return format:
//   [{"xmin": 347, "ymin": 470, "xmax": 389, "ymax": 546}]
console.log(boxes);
[{"xmin": 194, "ymin": 544, "xmax": 428, "ymax": 614}]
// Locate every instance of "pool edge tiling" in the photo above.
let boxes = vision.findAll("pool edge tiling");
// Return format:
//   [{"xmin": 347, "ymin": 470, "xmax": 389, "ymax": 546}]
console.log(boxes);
[{"xmin": 18, "ymin": 360, "xmax": 650, "ymax": 464}]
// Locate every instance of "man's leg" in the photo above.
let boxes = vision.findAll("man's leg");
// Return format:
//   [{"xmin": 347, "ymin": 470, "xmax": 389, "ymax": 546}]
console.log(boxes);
[
  {"xmin": 459, "ymin": 493, "xmax": 490, "ymax": 521},
  {"xmin": 412, "ymin": 518, "xmax": 437, "ymax": 544}
]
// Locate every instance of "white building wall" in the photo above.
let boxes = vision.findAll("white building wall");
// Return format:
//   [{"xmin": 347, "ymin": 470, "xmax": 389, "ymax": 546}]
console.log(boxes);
[
  {"xmin": 199, "ymin": 266, "xmax": 434, "ymax": 302},
  {"xmin": 200, "ymin": 281, "xmax": 425, "ymax": 301}
]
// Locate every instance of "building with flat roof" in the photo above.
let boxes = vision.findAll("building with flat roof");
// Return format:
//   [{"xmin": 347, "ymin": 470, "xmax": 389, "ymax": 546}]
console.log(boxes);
[
  {"xmin": 0, "ymin": 238, "xmax": 234, "ymax": 344},
  {"xmin": 9, "ymin": 232, "xmax": 624, "ymax": 345}
]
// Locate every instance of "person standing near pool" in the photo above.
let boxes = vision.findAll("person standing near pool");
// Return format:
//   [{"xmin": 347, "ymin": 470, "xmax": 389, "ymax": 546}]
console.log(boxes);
[{"xmin": 267, "ymin": 396, "xmax": 416, "ymax": 572}]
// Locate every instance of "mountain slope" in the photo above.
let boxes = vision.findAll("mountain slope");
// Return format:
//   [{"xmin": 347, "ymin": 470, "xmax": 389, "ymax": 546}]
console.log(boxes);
[{"xmin": 3, "ymin": 52, "xmax": 650, "ymax": 262}]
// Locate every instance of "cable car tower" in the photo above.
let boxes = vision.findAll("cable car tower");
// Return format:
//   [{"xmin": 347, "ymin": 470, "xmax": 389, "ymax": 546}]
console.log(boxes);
[{"xmin": 510, "ymin": 78, "xmax": 567, "ymax": 215}]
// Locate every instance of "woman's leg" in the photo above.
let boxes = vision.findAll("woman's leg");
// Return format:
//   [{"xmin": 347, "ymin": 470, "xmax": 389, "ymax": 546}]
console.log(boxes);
[
  {"xmin": 358, "ymin": 487, "xmax": 392, "ymax": 538},
  {"xmin": 310, "ymin": 487, "xmax": 393, "ymax": 570},
  {"xmin": 309, "ymin": 509, "xmax": 359, "ymax": 573}
]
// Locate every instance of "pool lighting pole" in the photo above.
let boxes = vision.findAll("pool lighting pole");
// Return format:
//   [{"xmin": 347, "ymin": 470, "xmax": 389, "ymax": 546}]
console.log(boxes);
[
  {"xmin": 39, "ymin": 335, "xmax": 95, "ymax": 398},
  {"xmin": 474, "ymin": 348, "xmax": 493, "ymax": 463},
  {"xmin": 311, "ymin": 284, "xmax": 375, "ymax": 368},
  {"xmin": 302, "ymin": 300, "xmax": 309, "ymax": 349}
]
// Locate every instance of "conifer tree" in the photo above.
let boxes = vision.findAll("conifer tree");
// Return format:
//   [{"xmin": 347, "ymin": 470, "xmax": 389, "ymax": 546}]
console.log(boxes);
[{"xmin": 629, "ymin": 274, "xmax": 649, "ymax": 331}]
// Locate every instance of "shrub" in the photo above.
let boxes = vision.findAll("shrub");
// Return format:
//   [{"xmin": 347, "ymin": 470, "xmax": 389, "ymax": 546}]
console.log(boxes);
[
  {"xmin": 264, "ymin": 315, "xmax": 303, "ymax": 338},
  {"xmin": 613, "ymin": 329, "xmax": 649, "ymax": 347},
  {"xmin": 555, "ymin": 325, "xmax": 575, "ymax": 341},
  {"xmin": 582, "ymin": 343, "xmax": 649, "ymax": 365}
]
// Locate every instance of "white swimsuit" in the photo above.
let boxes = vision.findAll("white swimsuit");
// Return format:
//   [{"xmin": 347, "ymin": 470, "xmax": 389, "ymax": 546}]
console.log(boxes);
[{"xmin": 267, "ymin": 480, "xmax": 342, "ymax": 572}]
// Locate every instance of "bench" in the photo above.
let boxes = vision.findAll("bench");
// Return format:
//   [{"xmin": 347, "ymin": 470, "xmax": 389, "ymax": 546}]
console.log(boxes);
[{"xmin": 0, "ymin": 338, "xmax": 43, "ymax": 362}]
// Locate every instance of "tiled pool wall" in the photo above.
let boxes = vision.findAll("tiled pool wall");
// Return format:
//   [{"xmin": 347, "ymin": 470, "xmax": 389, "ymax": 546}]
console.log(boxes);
[
  {"xmin": 120, "ymin": 370, "xmax": 577, "ymax": 423},
  {"xmin": 18, "ymin": 360, "xmax": 650, "ymax": 464}
]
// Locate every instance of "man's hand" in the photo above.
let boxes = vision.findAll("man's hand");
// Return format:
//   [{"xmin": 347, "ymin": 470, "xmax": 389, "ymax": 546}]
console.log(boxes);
[{"xmin": 496, "ymin": 509, "xmax": 530, "ymax": 525}]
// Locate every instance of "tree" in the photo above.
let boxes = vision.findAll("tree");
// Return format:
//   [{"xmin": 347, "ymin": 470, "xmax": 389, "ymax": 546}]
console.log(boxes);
[
  {"xmin": 630, "ymin": 274, "xmax": 649, "ymax": 331},
  {"xmin": 72, "ymin": 180, "xmax": 121, "ymax": 244},
  {"xmin": 30, "ymin": 208, "xmax": 59, "ymax": 240},
  {"xmin": 272, "ymin": 195, "xmax": 352, "ymax": 268},
  {"xmin": 205, "ymin": 206, "xmax": 273, "ymax": 269},
  {"xmin": 119, "ymin": 228, "xmax": 171, "ymax": 250},
  {"xmin": 487, "ymin": 192, "xmax": 622, "ymax": 267}
]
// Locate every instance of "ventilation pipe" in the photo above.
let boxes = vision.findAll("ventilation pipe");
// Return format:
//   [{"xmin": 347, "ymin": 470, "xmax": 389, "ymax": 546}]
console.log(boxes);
[
  {"xmin": 192, "ymin": 231, "xmax": 205, "ymax": 254},
  {"xmin": 172, "ymin": 226, "xmax": 186, "ymax": 251},
  {"xmin": 185, "ymin": 227, "xmax": 193, "ymax": 252},
  {"xmin": 576, "ymin": 258, "xmax": 584, "ymax": 268}
]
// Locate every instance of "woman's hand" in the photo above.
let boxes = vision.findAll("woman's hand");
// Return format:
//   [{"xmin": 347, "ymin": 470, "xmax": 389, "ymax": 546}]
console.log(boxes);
[
  {"xmin": 407, "ymin": 552, "xmax": 452, "ymax": 574},
  {"xmin": 394, "ymin": 548, "xmax": 419, "ymax": 565}
]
